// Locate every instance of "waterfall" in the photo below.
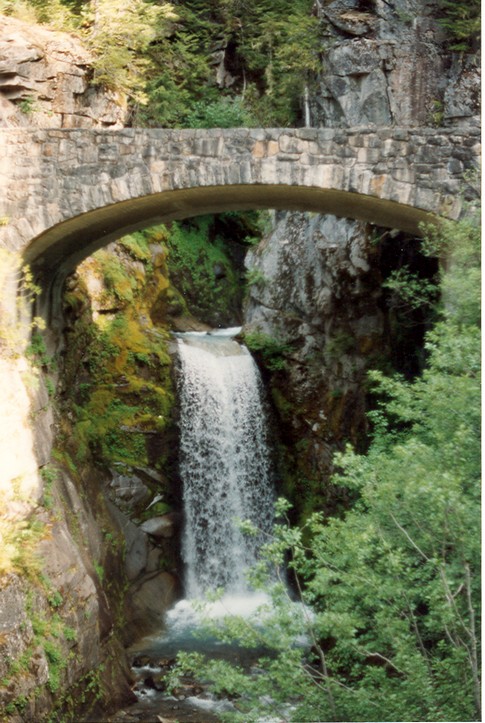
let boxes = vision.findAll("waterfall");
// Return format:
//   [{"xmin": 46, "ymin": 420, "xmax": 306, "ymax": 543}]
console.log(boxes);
[{"xmin": 176, "ymin": 329, "xmax": 274, "ymax": 600}]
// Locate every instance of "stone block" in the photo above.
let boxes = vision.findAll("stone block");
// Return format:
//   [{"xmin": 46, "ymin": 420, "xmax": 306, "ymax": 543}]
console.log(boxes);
[
  {"xmin": 356, "ymin": 147, "xmax": 381, "ymax": 163},
  {"xmin": 97, "ymin": 143, "xmax": 119, "ymax": 161},
  {"xmin": 140, "ymin": 515, "xmax": 175, "ymax": 540},
  {"xmin": 391, "ymin": 167, "xmax": 416, "ymax": 184},
  {"xmin": 129, "ymin": 571, "xmax": 178, "ymax": 637},
  {"xmin": 316, "ymin": 128, "xmax": 338, "ymax": 142},
  {"xmin": 279, "ymin": 135, "xmax": 306, "ymax": 154},
  {"xmin": 252, "ymin": 140, "xmax": 265, "ymax": 159}
]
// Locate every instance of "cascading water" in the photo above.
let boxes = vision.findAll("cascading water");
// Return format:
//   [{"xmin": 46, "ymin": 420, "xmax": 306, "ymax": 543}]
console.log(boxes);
[
  {"xmin": 176, "ymin": 328, "xmax": 274, "ymax": 600},
  {"xmin": 127, "ymin": 331, "xmax": 290, "ymax": 718}
]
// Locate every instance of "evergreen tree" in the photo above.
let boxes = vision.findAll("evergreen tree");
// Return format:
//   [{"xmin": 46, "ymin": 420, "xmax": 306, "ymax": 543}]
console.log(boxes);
[{"xmin": 83, "ymin": 0, "xmax": 177, "ymax": 102}]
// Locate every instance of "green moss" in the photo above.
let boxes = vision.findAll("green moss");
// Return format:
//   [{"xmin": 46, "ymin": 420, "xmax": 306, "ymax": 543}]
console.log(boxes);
[
  {"xmin": 140, "ymin": 501, "xmax": 171, "ymax": 521},
  {"xmin": 119, "ymin": 232, "xmax": 153, "ymax": 263},
  {"xmin": 95, "ymin": 250, "xmax": 140, "ymax": 304},
  {"xmin": 63, "ymin": 242, "xmax": 176, "ymax": 473},
  {"xmin": 164, "ymin": 216, "xmax": 243, "ymax": 325},
  {"xmin": 324, "ymin": 330, "xmax": 356, "ymax": 359},
  {"xmin": 93, "ymin": 561, "xmax": 105, "ymax": 583},
  {"xmin": 2, "ymin": 583, "xmax": 75, "ymax": 710},
  {"xmin": 26, "ymin": 331, "xmax": 55, "ymax": 371},
  {"xmin": 3, "ymin": 517, "xmax": 46, "ymax": 579},
  {"xmin": 270, "ymin": 388, "xmax": 295, "ymax": 422},
  {"xmin": 4, "ymin": 694, "xmax": 28, "ymax": 715},
  {"xmin": 243, "ymin": 331, "xmax": 292, "ymax": 371}
]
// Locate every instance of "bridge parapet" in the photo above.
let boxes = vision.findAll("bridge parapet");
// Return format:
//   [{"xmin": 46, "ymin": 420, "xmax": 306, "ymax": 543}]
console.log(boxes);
[{"xmin": 0, "ymin": 126, "xmax": 480, "ymax": 272}]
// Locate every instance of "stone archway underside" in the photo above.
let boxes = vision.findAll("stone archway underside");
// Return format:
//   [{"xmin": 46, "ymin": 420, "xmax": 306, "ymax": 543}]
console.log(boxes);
[
  {"xmin": 27, "ymin": 184, "xmax": 439, "ymax": 275},
  {"xmin": 0, "ymin": 126, "xmax": 479, "ymax": 279}
]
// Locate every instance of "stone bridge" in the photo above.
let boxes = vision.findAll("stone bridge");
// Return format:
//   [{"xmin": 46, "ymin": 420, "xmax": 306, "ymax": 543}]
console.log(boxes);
[{"xmin": 0, "ymin": 126, "xmax": 480, "ymax": 282}]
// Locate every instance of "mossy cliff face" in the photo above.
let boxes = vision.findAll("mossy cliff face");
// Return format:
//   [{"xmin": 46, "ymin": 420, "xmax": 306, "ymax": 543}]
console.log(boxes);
[
  {"xmin": 59, "ymin": 231, "xmax": 184, "ymax": 642},
  {"xmin": 163, "ymin": 214, "xmax": 249, "ymax": 328},
  {"xmin": 62, "ymin": 235, "xmax": 176, "ymax": 471}
]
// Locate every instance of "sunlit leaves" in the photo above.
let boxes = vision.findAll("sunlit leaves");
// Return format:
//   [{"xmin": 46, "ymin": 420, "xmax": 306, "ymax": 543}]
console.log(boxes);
[{"xmin": 83, "ymin": 0, "xmax": 177, "ymax": 100}]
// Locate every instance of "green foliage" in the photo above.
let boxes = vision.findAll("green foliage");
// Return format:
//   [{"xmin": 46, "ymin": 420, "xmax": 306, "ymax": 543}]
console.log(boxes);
[
  {"xmin": 4, "ymin": 0, "xmax": 176, "ymax": 99},
  {"xmin": 26, "ymin": 331, "xmax": 51, "ymax": 368},
  {"xmin": 7, "ymin": 0, "xmax": 322, "ymax": 125},
  {"xmin": 63, "ymin": 625, "xmax": 77, "ymax": 642},
  {"xmin": 40, "ymin": 467, "xmax": 56, "ymax": 509},
  {"xmin": 48, "ymin": 590, "xmax": 64, "ymax": 609},
  {"xmin": 137, "ymin": 0, "xmax": 321, "ymax": 127},
  {"xmin": 383, "ymin": 267, "xmax": 439, "ymax": 311},
  {"xmin": 4, "ymin": 694, "xmax": 28, "ymax": 715},
  {"xmin": 0, "ymin": 250, "xmax": 45, "ymax": 358},
  {"xmin": 43, "ymin": 640, "xmax": 66, "ymax": 692},
  {"xmin": 83, "ymin": 665, "xmax": 105, "ymax": 702},
  {"xmin": 324, "ymin": 329, "xmax": 356, "ymax": 359},
  {"xmin": 40, "ymin": 464, "xmax": 58, "ymax": 485},
  {"xmin": 429, "ymin": 98, "xmax": 444, "ymax": 126},
  {"xmin": 234, "ymin": 0, "xmax": 322, "ymax": 125},
  {"xmin": 0, "ymin": 514, "xmax": 45, "ymax": 578},
  {"xmin": 437, "ymin": 0, "xmax": 480, "ymax": 50},
  {"xmin": 18, "ymin": 95, "xmax": 37, "ymax": 114},
  {"xmin": 244, "ymin": 268, "xmax": 267, "ymax": 288},
  {"xmin": 184, "ymin": 97, "xmax": 254, "ymax": 128},
  {"xmin": 1, "ymin": 0, "xmax": 75, "ymax": 27},
  {"xmin": 139, "ymin": 500, "xmax": 170, "ymax": 521},
  {"xmin": 243, "ymin": 331, "xmax": 292, "ymax": 371},
  {"xmin": 75, "ymin": 394, "xmax": 147, "ymax": 465},
  {"xmin": 136, "ymin": 1, "xmax": 218, "ymax": 126},
  {"xmin": 165, "ymin": 216, "xmax": 242, "ymax": 324},
  {"xmin": 93, "ymin": 561, "xmax": 105, "ymax": 583},
  {"xmin": 2, "ymin": 584, "xmax": 74, "ymax": 712},
  {"xmin": 171, "ymin": 215, "xmax": 481, "ymax": 722},
  {"xmin": 82, "ymin": 0, "xmax": 177, "ymax": 101}
]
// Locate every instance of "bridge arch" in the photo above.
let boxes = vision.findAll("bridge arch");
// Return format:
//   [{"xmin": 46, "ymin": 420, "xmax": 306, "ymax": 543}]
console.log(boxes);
[
  {"xmin": 0, "ymin": 125, "xmax": 478, "ymax": 321},
  {"xmin": 26, "ymin": 183, "xmax": 438, "ymax": 278}
]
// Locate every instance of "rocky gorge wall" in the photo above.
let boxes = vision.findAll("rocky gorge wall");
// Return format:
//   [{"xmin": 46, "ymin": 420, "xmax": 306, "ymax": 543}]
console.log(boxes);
[
  {"xmin": 242, "ymin": 0, "xmax": 480, "ymax": 519},
  {"xmin": 311, "ymin": 0, "xmax": 479, "ymax": 129},
  {"xmin": 0, "ymin": 16, "xmax": 127, "ymax": 129},
  {"xmin": 0, "ymin": 18, "xmax": 171, "ymax": 722},
  {"xmin": 0, "ymin": 230, "xmax": 189, "ymax": 721},
  {"xmin": 244, "ymin": 213, "xmax": 382, "ymax": 515}
]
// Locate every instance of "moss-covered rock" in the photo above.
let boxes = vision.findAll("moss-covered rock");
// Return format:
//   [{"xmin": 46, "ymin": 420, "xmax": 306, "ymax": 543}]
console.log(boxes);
[
  {"xmin": 61, "ymin": 234, "xmax": 176, "ymax": 476},
  {"xmin": 163, "ymin": 215, "xmax": 248, "ymax": 327}
]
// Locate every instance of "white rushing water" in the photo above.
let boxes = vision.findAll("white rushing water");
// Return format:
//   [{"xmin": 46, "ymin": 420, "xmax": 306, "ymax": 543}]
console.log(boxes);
[
  {"xmin": 176, "ymin": 328, "xmax": 274, "ymax": 601},
  {"xmin": 129, "ymin": 339, "xmax": 305, "ymax": 718}
]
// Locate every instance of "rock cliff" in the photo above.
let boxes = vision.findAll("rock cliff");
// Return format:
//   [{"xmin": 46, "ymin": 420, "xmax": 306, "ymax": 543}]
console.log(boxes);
[
  {"xmin": 242, "ymin": 0, "xmax": 479, "ymax": 519},
  {"xmin": 0, "ymin": 16, "xmax": 134, "ymax": 722},
  {"xmin": 0, "ymin": 16, "xmax": 127, "ymax": 128},
  {"xmin": 312, "ymin": 0, "xmax": 480, "ymax": 129}
]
